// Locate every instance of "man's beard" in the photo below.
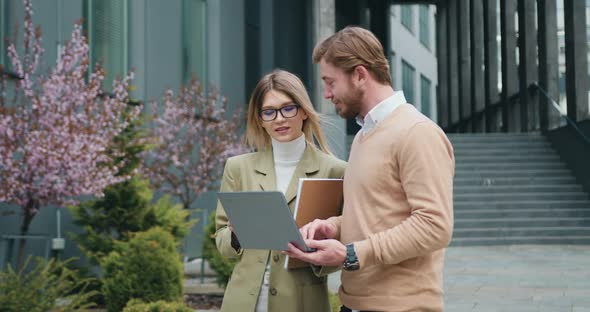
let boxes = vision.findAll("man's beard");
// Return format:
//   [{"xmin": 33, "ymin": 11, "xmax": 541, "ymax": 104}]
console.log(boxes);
[{"xmin": 337, "ymin": 86, "xmax": 363, "ymax": 119}]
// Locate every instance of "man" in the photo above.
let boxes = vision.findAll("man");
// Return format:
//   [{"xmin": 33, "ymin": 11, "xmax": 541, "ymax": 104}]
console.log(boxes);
[{"xmin": 284, "ymin": 26, "xmax": 455, "ymax": 312}]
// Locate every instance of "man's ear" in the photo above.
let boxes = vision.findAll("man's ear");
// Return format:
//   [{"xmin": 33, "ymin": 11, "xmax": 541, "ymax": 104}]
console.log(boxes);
[{"xmin": 353, "ymin": 65, "xmax": 369, "ymax": 85}]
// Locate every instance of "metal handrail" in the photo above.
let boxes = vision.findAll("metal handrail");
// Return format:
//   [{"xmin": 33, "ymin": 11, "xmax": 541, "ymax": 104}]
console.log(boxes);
[{"xmin": 530, "ymin": 82, "xmax": 590, "ymax": 146}]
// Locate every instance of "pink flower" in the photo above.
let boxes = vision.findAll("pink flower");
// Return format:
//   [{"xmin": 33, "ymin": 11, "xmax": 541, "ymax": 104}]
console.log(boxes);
[
  {"xmin": 0, "ymin": 0, "xmax": 140, "ymax": 229},
  {"xmin": 142, "ymin": 80, "xmax": 248, "ymax": 209}
]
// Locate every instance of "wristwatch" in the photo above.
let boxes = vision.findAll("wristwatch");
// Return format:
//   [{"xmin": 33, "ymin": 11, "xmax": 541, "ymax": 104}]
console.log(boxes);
[{"xmin": 342, "ymin": 243, "xmax": 360, "ymax": 271}]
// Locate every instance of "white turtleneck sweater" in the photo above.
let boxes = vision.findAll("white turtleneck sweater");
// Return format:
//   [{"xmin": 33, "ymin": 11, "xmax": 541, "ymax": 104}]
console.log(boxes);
[
  {"xmin": 272, "ymin": 134, "xmax": 306, "ymax": 193},
  {"xmin": 255, "ymin": 134, "xmax": 306, "ymax": 312}
]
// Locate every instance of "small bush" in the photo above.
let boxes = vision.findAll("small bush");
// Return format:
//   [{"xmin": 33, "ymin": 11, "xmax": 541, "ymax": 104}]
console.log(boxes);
[
  {"xmin": 202, "ymin": 212, "xmax": 236, "ymax": 287},
  {"xmin": 101, "ymin": 227, "xmax": 184, "ymax": 312},
  {"xmin": 70, "ymin": 176, "xmax": 193, "ymax": 307},
  {"xmin": 123, "ymin": 299, "xmax": 192, "ymax": 312},
  {"xmin": 0, "ymin": 257, "xmax": 98, "ymax": 312},
  {"xmin": 70, "ymin": 176, "xmax": 193, "ymax": 264}
]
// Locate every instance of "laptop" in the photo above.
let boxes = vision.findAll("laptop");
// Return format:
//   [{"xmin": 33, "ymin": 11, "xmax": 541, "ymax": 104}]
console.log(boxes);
[{"xmin": 217, "ymin": 191, "xmax": 315, "ymax": 252}]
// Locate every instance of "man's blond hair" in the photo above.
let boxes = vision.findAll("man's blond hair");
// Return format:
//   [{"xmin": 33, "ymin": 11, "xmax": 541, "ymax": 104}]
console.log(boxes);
[{"xmin": 313, "ymin": 26, "xmax": 391, "ymax": 85}]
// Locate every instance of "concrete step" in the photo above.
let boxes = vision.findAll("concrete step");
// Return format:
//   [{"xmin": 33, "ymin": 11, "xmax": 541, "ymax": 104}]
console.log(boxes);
[
  {"xmin": 450, "ymin": 235, "xmax": 590, "ymax": 246},
  {"xmin": 454, "ymin": 154, "xmax": 561, "ymax": 163},
  {"xmin": 454, "ymin": 192, "xmax": 589, "ymax": 201},
  {"xmin": 447, "ymin": 133, "xmax": 543, "ymax": 138},
  {"xmin": 453, "ymin": 176, "xmax": 577, "ymax": 186},
  {"xmin": 455, "ymin": 200, "xmax": 590, "ymax": 209},
  {"xmin": 454, "ymin": 208, "xmax": 590, "ymax": 219},
  {"xmin": 448, "ymin": 132, "xmax": 590, "ymax": 246},
  {"xmin": 456, "ymin": 162, "xmax": 566, "ymax": 170},
  {"xmin": 454, "ymin": 185, "xmax": 583, "ymax": 194},
  {"xmin": 455, "ymin": 217, "xmax": 590, "ymax": 228},
  {"xmin": 452, "ymin": 226, "xmax": 590, "ymax": 238},
  {"xmin": 454, "ymin": 148, "xmax": 554, "ymax": 156},
  {"xmin": 449, "ymin": 137, "xmax": 549, "ymax": 145},
  {"xmin": 451, "ymin": 141, "xmax": 552, "ymax": 149},
  {"xmin": 454, "ymin": 168, "xmax": 572, "ymax": 178}
]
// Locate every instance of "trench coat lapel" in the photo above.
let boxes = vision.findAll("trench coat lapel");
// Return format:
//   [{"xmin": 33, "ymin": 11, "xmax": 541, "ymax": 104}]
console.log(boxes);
[
  {"xmin": 283, "ymin": 145, "xmax": 320, "ymax": 208},
  {"xmin": 253, "ymin": 145, "xmax": 321, "ymax": 208},
  {"xmin": 253, "ymin": 149, "xmax": 276, "ymax": 192}
]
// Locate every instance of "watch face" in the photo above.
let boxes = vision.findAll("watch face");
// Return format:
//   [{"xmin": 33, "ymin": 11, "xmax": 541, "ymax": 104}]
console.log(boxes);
[
  {"xmin": 345, "ymin": 262, "xmax": 360, "ymax": 271},
  {"xmin": 344, "ymin": 243, "xmax": 359, "ymax": 271}
]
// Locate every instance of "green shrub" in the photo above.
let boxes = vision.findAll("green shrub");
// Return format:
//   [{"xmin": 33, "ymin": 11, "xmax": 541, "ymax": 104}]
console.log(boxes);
[
  {"xmin": 69, "ymin": 115, "xmax": 193, "ymax": 265},
  {"xmin": 0, "ymin": 257, "xmax": 98, "ymax": 312},
  {"xmin": 101, "ymin": 227, "xmax": 184, "ymax": 312},
  {"xmin": 123, "ymin": 299, "xmax": 192, "ymax": 312},
  {"xmin": 70, "ymin": 177, "xmax": 193, "ymax": 264},
  {"xmin": 202, "ymin": 211, "xmax": 237, "ymax": 287},
  {"xmin": 70, "ymin": 176, "xmax": 193, "ymax": 306}
]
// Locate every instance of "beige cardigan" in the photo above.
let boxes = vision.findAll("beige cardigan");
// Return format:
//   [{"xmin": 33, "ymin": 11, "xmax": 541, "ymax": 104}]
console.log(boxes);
[{"xmin": 331, "ymin": 104, "xmax": 455, "ymax": 311}]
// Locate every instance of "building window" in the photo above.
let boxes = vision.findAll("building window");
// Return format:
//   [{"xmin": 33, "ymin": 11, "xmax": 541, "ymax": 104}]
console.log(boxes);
[
  {"xmin": 182, "ymin": 0, "xmax": 208, "ymax": 83},
  {"xmin": 419, "ymin": 5, "xmax": 430, "ymax": 49},
  {"xmin": 402, "ymin": 60, "xmax": 415, "ymax": 104},
  {"xmin": 85, "ymin": 0, "xmax": 129, "ymax": 89},
  {"xmin": 390, "ymin": 51, "xmax": 396, "ymax": 88},
  {"xmin": 401, "ymin": 5, "xmax": 413, "ymax": 34},
  {"xmin": 420, "ymin": 75, "xmax": 431, "ymax": 117},
  {"xmin": 0, "ymin": 0, "xmax": 9, "ymax": 69}
]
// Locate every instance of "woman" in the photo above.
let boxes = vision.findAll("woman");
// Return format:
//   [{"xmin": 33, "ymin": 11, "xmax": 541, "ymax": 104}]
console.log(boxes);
[{"xmin": 215, "ymin": 69, "xmax": 346, "ymax": 312}]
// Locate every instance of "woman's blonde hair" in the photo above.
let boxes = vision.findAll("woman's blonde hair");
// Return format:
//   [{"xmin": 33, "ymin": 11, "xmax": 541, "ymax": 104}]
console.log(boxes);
[
  {"xmin": 313, "ymin": 26, "xmax": 391, "ymax": 85},
  {"xmin": 246, "ymin": 69, "xmax": 332, "ymax": 154}
]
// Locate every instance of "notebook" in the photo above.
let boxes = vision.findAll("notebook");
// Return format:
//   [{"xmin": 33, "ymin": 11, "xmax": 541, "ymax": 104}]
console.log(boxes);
[{"xmin": 286, "ymin": 178, "xmax": 344, "ymax": 269}]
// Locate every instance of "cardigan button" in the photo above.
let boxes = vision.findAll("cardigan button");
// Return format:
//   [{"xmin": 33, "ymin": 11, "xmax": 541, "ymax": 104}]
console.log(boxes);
[
  {"xmin": 269, "ymin": 288, "xmax": 277, "ymax": 296},
  {"xmin": 273, "ymin": 254, "xmax": 280, "ymax": 262}
]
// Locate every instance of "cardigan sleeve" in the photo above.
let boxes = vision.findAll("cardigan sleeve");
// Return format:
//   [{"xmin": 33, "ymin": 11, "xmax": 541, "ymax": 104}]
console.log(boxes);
[{"xmin": 214, "ymin": 158, "xmax": 244, "ymax": 258}]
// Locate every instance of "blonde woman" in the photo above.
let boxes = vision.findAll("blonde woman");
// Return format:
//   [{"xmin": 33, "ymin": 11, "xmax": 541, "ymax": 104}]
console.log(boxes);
[{"xmin": 215, "ymin": 69, "xmax": 346, "ymax": 312}]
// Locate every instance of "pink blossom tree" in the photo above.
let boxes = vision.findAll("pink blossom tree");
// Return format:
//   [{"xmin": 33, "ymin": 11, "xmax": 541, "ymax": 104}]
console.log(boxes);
[
  {"xmin": 142, "ymin": 80, "xmax": 248, "ymax": 210},
  {"xmin": 0, "ymin": 0, "xmax": 140, "ymax": 268}
]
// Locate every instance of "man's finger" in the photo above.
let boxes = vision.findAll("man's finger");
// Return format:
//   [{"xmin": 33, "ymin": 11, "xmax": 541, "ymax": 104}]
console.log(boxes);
[
  {"xmin": 299, "ymin": 225, "xmax": 309, "ymax": 239},
  {"xmin": 306, "ymin": 224, "xmax": 317, "ymax": 240},
  {"xmin": 285, "ymin": 242, "xmax": 305, "ymax": 256},
  {"xmin": 305, "ymin": 239, "xmax": 324, "ymax": 249}
]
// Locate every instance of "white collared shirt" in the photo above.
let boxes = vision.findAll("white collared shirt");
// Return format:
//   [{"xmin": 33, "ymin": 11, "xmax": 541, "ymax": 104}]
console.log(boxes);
[{"xmin": 356, "ymin": 91, "xmax": 407, "ymax": 135}]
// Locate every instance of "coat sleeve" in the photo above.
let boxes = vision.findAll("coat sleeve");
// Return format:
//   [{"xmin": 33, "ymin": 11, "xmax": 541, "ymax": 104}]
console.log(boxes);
[{"xmin": 214, "ymin": 158, "xmax": 244, "ymax": 258}]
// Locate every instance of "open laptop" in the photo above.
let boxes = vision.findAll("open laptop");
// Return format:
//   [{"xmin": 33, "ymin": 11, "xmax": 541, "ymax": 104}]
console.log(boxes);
[{"xmin": 217, "ymin": 191, "xmax": 315, "ymax": 252}]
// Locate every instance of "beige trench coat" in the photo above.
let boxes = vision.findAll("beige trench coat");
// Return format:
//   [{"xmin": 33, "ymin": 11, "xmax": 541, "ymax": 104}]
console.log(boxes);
[{"xmin": 215, "ymin": 145, "xmax": 346, "ymax": 312}]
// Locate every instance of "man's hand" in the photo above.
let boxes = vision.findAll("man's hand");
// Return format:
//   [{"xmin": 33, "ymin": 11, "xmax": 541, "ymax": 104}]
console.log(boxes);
[
  {"xmin": 282, "ymin": 239, "xmax": 346, "ymax": 266},
  {"xmin": 300, "ymin": 219, "xmax": 338, "ymax": 240}
]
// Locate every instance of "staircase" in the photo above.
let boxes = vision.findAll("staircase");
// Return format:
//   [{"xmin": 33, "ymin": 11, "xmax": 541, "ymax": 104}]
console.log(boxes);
[{"xmin": 448, "ymin": 133, "xmax": 590, "ymax": 246}]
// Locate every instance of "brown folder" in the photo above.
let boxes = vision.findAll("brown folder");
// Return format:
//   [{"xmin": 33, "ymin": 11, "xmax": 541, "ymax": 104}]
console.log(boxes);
[{"xmin": 287, "ymin": 178, "xmax": 344, "ymax": 269}]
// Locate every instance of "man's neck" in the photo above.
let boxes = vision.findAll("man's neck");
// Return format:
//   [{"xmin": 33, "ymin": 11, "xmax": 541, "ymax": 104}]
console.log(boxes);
[{"xmin": 359, "ymin": 84, "xmax": 395, "ymax": 118}]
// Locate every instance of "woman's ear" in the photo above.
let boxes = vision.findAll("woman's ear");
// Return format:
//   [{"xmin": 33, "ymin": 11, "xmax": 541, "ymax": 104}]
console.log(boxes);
[{"xmin": 301, "ymin": 108, "xmax": 309, "ymax": 121}]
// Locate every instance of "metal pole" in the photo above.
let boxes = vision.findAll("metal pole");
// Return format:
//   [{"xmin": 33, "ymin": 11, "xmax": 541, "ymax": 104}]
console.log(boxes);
[{"xmin": 200, "ymin": 208, "xmax": 208, "ymax": 284}]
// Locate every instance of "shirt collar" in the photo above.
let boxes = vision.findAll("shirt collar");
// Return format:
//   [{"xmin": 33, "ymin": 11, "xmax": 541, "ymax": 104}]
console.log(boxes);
[{"xmin": 356, "ymin": 91, "xmax": 407, "ymax": 134}]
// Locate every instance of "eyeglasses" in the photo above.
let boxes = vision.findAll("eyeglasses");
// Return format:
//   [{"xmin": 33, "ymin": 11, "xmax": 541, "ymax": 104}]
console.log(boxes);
[{"xmin": 259, "ymin": 104, "xmax": 300, "ymax": 121}]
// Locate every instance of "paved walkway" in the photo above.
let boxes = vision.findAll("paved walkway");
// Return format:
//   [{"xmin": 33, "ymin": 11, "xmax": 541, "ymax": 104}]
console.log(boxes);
[
  {"xmin": 196, "ymin": 245, "xmax": 590, "ymax": 311},
  {"xmin": 442, "ymin": 245, "xmax": 590, "ymax": 312},
  {"xmin": 327, "ymin": 245, "xmax": 590, "ymax": 312}
]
